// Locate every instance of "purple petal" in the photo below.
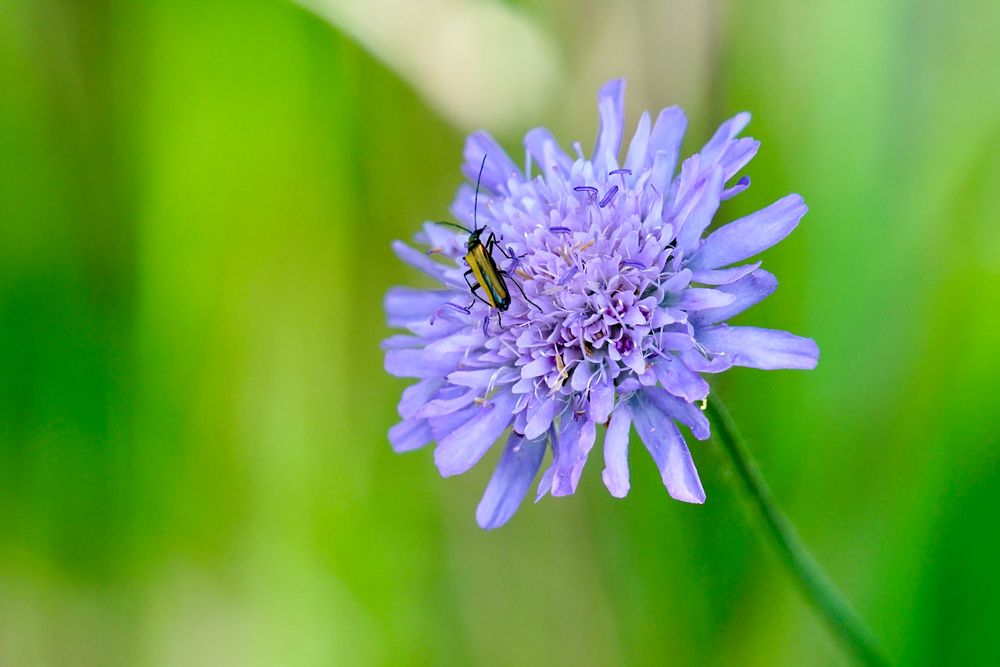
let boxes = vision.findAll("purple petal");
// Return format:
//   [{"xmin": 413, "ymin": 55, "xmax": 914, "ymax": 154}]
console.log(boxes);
[
  {"xmin": 525, "ymin": 127, "xmax": 572, "ymax": 176},
  {"xmin": 380, "ymin": 334, "xmax": 425, "ymax": 351},
  {"xmin": 525, "ymin": 396, "xmax": 564, "ymax": 440},
  {"xmin": 385, "ymin": 287, "xmax": 455, "ymax": 326},
  {"xmin": 412, "ymin": 388, "xmax": 477, "ymax": 419},
  {"xmin": 385, "ymin": 349, "xmax": 465, "ymax": 378},
  {"xmin": 681, "ymin": 348, "xmax": 733, "ymax": 374},
  {"xmin": 697, "ymin": 325, "xmax": 819, "ymax": 370},
  {"xmin": 601, "ymin": 403, "xmax": 632, "ymax": 498},
  {"xmin": 434, "ymin": 391, "xmax": 517, "ymax": 476},
  {"xmin": 388, "ymin": 418, "xmax": 433, "ymax": 453},
  {"xmin": 476, "ymin": 433, "xmax": 547, "ymax": 530},
  {"xmin": 647, "ymin": 106, "xmax": 687, "ymax": 185},
  {"xmin": 428, "ymin": 404, "xmax": 480, "ymax": 442},
  {"xmin": 672, "ymin": 166, "xmax": 724, "ymax": 254},
  {"xmin": 654, "ymin": 355, "xmax": 709, "ymax": 403},
  {"xmin": 592, "ymin": 79, "xmax": 626, "ymax": 174},
  {"xmin": 463, "ymin": 131, "xmax": 519, "ymax": 192},
  {"xmin": 630, "ymin": 392, "xmax": 706, "ymax": 503},
  {"xmin": 588, "ymin": 375, "xmax": 615, "ymax": 423},
  {"xmin": 643, "ymin": 385, "xmax": 710, "ymax": 440},
  {"xmin": 391, "ymin": 240, "xmax": 454, "ymax": 285},
  {"xmin": 717, "ymin": 138, "xmax": 759, "ymax": 180},
  {"xmin": 687, "ymin": 194, "xmax": 807, "ymax": 270},
  {"xmin": 535, "ymin": 461, "xmax": 556, "ymax": 502},
  {"xmin": 690, "ymin": 261, "xmax": 761, "ymax": 285},
  {"xmin": 551, "ymin": 416, "xmax": 597, "ymax": 497},
  {"xmin": 398, "ymin": 378, "xmax": 443, "ymax": 418},
  {"xmin": 691, "ymin": 270, "xmax": 778, "ymax": 326},
  {"xmin": 623, "ymin": 112, "xmax": 652, "ymax": 175},
  {"xmin": 677, "ymin": 287, "xmax": 737, "ymax": 311},
  {"xmin": 521, "ymin": 356, "xmax": 553, "ymax": 378},
  {"xmin": 699, "ymin": 112, "xmax": 751, "ymax": 165}
]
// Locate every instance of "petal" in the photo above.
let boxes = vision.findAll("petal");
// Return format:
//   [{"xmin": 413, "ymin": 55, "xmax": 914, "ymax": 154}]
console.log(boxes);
[
  {"xmin": 697, "ymin": 325, "xmax": 819, "ymax": 370},
  {"xmin": 384, "ymin": 349, "xmax": 465, "ymax": 378},
  {"xmin": 525, "ymin": 396, "xmax": 564, "ymax": 440},
  {"xmin": 434, "ymin": 390, "xmax": 517, "ymax": 476},
  {"xmin": 551, "ymin": 416, "xmax": 597, "ymax": 497},
  {"xmin": 690, "ymin": 261, "xmax": 761, "ymax": 286},
  {"xmin": 392, "ymin": 240, "xmax": 459, "ymax": 287},
  {"xmin": 721, "ymin": 175, "xmax": 751, "ymax": 201},
  {"xmin": 463, "ymin": 131, "xmax": 520, "ymax": 192},
  {"xmin": 398, "ymin": 378, "xmax": 443, "ymax": 418},
  {"xmin": 630, "ymin": 392, "xmax": 706, "ymax": 504},
  {"xmin": 717, "ymin": 137, "xmax": 759, "ymax": 180},
  {"xmin": 643, "ymin": 385, "xmax": 710, "ymax": 440},
  {"xmin": 654, "ymin": 355, "xmax": 710, "ymax": 403},
  {"xmin": 588, "ymin": 375, "xmax": 615, "ymax": 423},
  {"xmin": 676, "ymin": 287, "xmax": 737, "ymax": 311},
  {"xmin": 428, "ymin": 404, "xmax": 479, "ymax": 442},
  {"xmin": 476, "ymin": 433, "xmax": 547, "ymax": 530},
  {"xmin": 699, "ymin": 111, "xmax": 751, "ymax": 165},
  {"xmin": 691, "ymin": 269, "xmax": 778, "ymax": 326},
  {"xmin": 646, "ymin": 106, "xmax": 687, "ymax": 186},
  {"xmin": 381, "ymin": 334, "xmax": 426, "ymax": 351},
  {"xmin": 412, "ymin": 388, "xmax": 477, "ymax": 419},
  {"xmin": 681, "ymin": 347, "xmax": 733, "ymax": 374},
  {"xmin": 525, "ymin": 127, "xmax": 573, "ymax": 177},
  {"xmin": 388, "ymin": 418, "xmax": 433, "ymax": 453},
  {"xmin": 592, "ymin": 79, "xmax": 626, "ymax": 174},
  {"xmin": 623, "ymin": 111, "xmax": 652, "ymax": 175},
  {"xmin": 385, "ymin": 287, "xmax": 455, "ymax": 327},
  {"xmin": 521, "ymin": 356, "xmax": 553, "ymax": 378},
  {"xmin": 672, "ymin": 165, "xmax": 724, "ymax": 254},
  {"xmin": 687, "ymin": 194, "xmax": 808, "ymax": 270},
  {"xmin": 601, "ymin": 403, "xmax": 632, "ymax": 498}
]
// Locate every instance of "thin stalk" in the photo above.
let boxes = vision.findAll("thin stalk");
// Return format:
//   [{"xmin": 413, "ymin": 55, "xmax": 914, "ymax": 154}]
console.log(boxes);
[{"xmin": 706, "ymin": 396, "xmax": 888, "ymax": 667}]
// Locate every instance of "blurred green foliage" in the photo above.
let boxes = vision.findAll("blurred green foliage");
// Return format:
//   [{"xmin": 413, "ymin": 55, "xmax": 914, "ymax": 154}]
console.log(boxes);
[{"xmin": 1, "ymin": 0, "xmax": 999, "ymax": 665}]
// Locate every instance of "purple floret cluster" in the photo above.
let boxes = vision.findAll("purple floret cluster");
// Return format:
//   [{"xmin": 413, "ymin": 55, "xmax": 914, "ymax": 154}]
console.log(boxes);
[{"xmin": 384, "ymin": 79, "xmax": 818, "ymax": 529}]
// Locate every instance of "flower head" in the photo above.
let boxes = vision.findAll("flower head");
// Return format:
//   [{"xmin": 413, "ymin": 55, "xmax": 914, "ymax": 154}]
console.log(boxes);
[{"xmin": 384, "ymin": 79, "xmax": 818, "ymax": 529}]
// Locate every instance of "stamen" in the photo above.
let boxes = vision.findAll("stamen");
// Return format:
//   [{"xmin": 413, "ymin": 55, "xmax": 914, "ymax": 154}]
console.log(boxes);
[
  {"xmin": 515, "ymin": 268, "xmax": 534, "ymax": 281},
  {"xmin": 430, "ymin": 301, "xmax": 471, "ymax": 324},
  {"xmin": 609, "ymin": 168, "xmax": 632, "ymax": 189},
  {"xmin": 549, "ymin": 226, "xmax": 573, "ymax": 234},
  {"xmin": 575, "ymin": 239, "xmax": 596, "ymax": 252},
  {"xmin": 599, "ymin": 185, "xmax": 619, "ymax": 208},
  {"xmin": 573, "ymin": 186, "xmax": 599, "ymax": 198},
  {"xmin": 721, "ymin": 175, "xmax": 751, "ymax": 201}
]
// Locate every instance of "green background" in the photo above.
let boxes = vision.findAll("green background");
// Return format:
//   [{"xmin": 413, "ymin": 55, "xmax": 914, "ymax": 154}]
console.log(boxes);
[{"xmin": 2, "ymin": 0, "xmax": 999, "ymax": 664}]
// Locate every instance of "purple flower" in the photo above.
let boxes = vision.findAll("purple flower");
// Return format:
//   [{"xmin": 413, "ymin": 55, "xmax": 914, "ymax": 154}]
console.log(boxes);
[{"xmin": 384, "ymin": 79, "xmax": 818, "ymax": 529}]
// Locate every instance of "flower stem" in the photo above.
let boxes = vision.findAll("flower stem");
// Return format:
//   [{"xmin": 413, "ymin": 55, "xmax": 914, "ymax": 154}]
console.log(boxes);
[{"xmin": 705, "ymin": 396, "xmax": 888, "ymax": 667}]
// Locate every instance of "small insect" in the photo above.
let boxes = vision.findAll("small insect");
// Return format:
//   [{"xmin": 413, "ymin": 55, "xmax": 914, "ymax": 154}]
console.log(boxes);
[{"xmin": 436, "ymin": 155, "xmax": 541, "ymax": 328}]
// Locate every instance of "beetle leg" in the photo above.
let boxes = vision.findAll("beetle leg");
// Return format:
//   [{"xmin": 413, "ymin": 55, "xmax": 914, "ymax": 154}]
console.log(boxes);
[
  {"xmin": 464, "ymin": 269, "xmax": 493, "ymax": 307},
  {"xmin": 507, "ymin": 275, "xmax": 543, "ymax": 312}
]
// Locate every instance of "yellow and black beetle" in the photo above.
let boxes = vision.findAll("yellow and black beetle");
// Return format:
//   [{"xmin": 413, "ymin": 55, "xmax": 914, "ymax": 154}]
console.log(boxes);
[{"xmin": 437, "ymin": 155, "xmax": 541, "ymax": 326}]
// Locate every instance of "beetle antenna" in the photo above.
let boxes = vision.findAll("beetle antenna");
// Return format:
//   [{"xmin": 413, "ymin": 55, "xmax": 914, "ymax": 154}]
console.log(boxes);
[
  {"xmin": 473, "ymin": 153, "xmax": 487, "ymax": 232},
  {"xmin": 434, "ymin": 220, "xmax": 472, "ymax": 233}
]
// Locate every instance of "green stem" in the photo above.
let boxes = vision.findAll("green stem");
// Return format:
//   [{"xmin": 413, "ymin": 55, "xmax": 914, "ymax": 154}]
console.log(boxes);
[{"xmin": 705, "ymin": 396, "xmax": 889, "ymax": 667}]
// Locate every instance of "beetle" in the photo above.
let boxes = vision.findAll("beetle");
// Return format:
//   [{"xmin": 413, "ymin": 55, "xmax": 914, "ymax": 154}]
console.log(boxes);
[{"xmin": 436, "ymin": 154, "xmax": 540, "ymax": 327}]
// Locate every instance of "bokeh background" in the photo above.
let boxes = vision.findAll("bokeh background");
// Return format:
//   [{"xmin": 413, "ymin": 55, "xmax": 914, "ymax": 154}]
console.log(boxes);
[{"xmin": 2, "ymin": 0, "xmax": 999, "ymax": 664}]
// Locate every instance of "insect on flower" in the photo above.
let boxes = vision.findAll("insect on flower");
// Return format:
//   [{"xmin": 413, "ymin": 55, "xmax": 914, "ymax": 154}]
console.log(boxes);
[
  {"xmin": 384, "ymin": 79, "xmax": 819, "ymax": 530},
  {"xmin": 433, "ymin": 155, "xmax": 541, "ymax": 331}
]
